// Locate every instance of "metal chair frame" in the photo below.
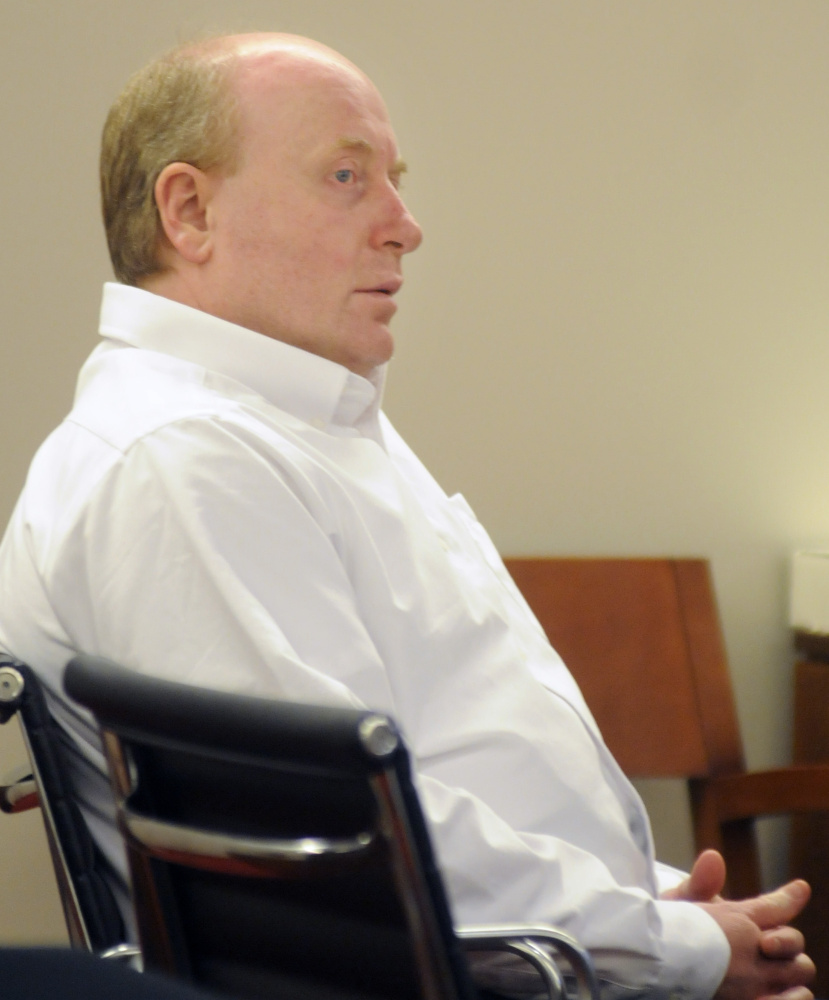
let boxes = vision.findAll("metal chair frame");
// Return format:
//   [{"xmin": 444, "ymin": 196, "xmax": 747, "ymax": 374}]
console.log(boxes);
[{"xmin": 0, "ymin": 658, "xmax": 137, "ymax": 961}]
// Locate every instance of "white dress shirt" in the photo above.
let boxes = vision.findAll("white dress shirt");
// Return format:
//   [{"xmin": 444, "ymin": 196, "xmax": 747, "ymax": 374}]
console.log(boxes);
[{"xmin": 0, "ymin": 284, "xmax": 729, "ymax": 998}]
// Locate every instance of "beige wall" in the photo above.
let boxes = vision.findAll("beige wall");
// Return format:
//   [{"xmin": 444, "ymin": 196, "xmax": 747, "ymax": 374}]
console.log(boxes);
[{"xmin": 2, "ymin": 0, "xmax": 829, "ymax": 939}]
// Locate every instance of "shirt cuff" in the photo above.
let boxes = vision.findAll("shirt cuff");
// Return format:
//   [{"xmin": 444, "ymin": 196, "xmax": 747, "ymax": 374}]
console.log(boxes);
[{"xmin": 650, "ymin": 899, "xmax": 730, "ymax": 1000}]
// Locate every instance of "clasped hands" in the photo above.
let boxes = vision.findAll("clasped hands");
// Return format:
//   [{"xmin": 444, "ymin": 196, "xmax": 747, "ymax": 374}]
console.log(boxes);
[{"xmin": 661, "ymin": 850, "xmax": 815, "ymax": 1000}]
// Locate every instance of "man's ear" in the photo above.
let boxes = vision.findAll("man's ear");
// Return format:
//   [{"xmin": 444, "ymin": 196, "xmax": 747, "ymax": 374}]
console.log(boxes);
[{"xmin": 154, "ymin": 162, "xmax": 217, "ymax": 265}]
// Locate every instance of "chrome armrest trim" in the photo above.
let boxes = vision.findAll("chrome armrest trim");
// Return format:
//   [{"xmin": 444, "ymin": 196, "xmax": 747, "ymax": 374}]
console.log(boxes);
[
  {"xmin": 121, "ymin": 807, "xmax": 377, "ymax": 877},
  {"xmin": 99, "ymin": 943, "xmax": 143, "ymax": 968},
  {"xmin": 457, "ymin": 924, "xmax": 599, "ymax": 1000}
]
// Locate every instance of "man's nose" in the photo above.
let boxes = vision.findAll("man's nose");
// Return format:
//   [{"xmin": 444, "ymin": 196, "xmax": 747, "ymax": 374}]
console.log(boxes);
[
  {"xmin": 377, "ymin": 189, "xmax": 423, "ymax": 255},
  {"xmin": 390, "ymin": 209, "xmax": 423, "ymax": 255}
]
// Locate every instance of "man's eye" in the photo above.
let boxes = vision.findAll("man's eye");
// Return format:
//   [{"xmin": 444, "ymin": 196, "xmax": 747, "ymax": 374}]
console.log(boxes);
[{"xmin": 334, "ymin": 168, "xmax": 355, "ymax": 183}]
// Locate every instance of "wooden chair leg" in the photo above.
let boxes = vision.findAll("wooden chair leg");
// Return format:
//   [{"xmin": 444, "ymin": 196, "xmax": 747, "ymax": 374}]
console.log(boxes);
[
  {"xmin": 689, "ymin": 779, "xmax": 762, "ymax": 899},
  {"xmin": 718, "ymin": 821, "xmax": 763, "ymax": 899}
]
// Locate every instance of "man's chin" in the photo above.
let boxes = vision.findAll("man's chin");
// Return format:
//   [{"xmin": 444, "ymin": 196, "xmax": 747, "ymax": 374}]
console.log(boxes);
[{"xmin": 343, "ymin": 326, "xmax": 394, "ymax": 378}]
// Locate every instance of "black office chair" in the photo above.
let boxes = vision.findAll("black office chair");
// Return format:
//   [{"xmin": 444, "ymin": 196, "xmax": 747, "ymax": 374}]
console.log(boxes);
[
  {"xmin": 0, "ymin": 657, "xmax": 133, "ymax": 958},
  {"xmin": 65, "ymin": 654, "xmax": 599, "ymax": 1000}
]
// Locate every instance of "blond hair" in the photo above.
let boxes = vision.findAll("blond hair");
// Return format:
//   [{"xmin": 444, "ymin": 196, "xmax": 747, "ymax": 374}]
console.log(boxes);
[{"xmin": 100, "ymin": 42, "xmax": 240, "ymax": 285}]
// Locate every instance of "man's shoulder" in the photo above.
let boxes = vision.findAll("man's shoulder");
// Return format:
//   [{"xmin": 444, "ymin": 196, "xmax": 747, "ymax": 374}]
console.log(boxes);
[
  {"xmin": 16, "ymin": 342, "xmax": 281, "ymax": 538},
  {"xmin": 69, "ymin": 341, "xmax": 261, "ymax": 455}
]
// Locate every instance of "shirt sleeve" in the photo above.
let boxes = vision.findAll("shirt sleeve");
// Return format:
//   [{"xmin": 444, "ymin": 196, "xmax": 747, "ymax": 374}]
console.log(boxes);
[
  {"xmin": 419, "ymin": 776, "xmax": 729, "ymax": 1000},
  {"xmin": 44, "ymin": 414, "xmax": 731, "ymax": 1000}
]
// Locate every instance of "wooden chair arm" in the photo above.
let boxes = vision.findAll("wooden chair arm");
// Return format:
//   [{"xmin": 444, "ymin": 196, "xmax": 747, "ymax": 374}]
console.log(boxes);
[{"xmin": 703, "ymin": 763, "xmax": 829, "ymax": 823}]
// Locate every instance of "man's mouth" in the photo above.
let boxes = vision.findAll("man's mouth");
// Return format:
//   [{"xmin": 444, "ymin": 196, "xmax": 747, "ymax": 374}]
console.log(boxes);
[{"xmin": 357, "ymin": 277, "xmax": 403, "ymax": 296}]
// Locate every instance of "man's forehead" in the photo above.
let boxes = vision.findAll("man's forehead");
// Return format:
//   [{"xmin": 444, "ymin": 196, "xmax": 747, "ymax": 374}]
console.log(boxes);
[{"xmin": 231, "ymin": 50, "xmax": 403, "ymax": 171}]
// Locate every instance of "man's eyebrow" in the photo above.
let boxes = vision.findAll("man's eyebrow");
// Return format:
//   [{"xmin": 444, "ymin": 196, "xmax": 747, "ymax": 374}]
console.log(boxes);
[
  {"xmin": 334, "ymin": 138, "xmax": 408, "ymax": 177},
  {"xmin": 335, "ymin": 137, "xmax": 373, "ymax": 155}
]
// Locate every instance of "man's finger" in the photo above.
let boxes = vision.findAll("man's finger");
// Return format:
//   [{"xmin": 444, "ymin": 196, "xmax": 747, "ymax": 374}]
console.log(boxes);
[
  {"xmin": 759, "ymin": 926, "xmax": 806, "ymax": 959},
  {"xmin": 741, "ymin": 881, "xmax": 811, "ymax": 929},
  {"xmin": 759, "ymin": 951, "xmax": 816, "ymax": 994},
  {"xmin": 758, "ymin": 987, "xmax": 814, "ymax": 1000}
]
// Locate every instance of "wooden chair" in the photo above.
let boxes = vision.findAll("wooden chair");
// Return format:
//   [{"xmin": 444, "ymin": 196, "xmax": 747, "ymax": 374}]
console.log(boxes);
[{"xmin": 502, "ymin": 557, "xmax": 829, "ymax": 900}]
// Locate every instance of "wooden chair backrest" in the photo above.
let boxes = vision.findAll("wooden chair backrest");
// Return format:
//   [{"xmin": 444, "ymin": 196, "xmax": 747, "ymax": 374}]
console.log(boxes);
[{"xmin": 503, "ymin": 557, "xmax": 746, "ymax": 780}]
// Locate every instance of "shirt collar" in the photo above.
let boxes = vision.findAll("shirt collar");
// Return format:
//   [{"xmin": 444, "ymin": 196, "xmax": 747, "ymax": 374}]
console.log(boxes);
[{"xmin": 98, "ymin": 282, "xmax": 385, "ymax": 433}]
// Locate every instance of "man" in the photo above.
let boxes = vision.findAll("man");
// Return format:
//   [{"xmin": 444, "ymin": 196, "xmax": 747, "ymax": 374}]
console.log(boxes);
[{"xmin": 0, "ymin": 33, "xmax": 815, "ymax": 1000}]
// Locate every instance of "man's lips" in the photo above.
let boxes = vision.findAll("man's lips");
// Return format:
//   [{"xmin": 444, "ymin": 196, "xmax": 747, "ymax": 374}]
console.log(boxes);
[{"xmin": 355, "ymin": 277, "xmax": 403, "ymax": 296}]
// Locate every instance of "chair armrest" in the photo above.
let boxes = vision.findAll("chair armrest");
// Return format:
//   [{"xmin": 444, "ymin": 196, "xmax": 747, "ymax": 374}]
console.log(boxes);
[
  {"xmin": 456, "ymin": 924, "xmax": 599, "ymax": 1000},
  {"xmin": 703, "ymin": 763, "xmax": 829, "ymax": 823},
  {"xmin": 0, "ymin": 777, "xmax": 38, "ymax": 814},
  {"xmin": 0, "ymin": 764, "xmax": 38, "ymax": 813}
]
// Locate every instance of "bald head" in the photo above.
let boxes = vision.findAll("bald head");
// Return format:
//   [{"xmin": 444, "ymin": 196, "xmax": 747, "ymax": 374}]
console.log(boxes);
[
  {"xmin": 201, "ymin": 32, "xmax": 364, "ymax": 76},
  {"xmin": 180, "ymin": 31, "xmax": 360, "ymax": 70},
  {"xmin": 100, "ymin": 33, "xmax": 376, "ymax": 286}
]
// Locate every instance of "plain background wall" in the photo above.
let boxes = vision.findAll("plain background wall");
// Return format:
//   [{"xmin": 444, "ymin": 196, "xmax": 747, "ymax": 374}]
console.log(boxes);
[{"xmin": 2, "ymin": 0, "xmax": 829, "ymax": 941}]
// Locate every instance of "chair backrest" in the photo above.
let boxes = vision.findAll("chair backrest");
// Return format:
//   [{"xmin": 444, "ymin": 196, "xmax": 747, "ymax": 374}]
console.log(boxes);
[
  {"xmin": 64, "ymin": 654, "xmax": 479, "ymax": 1000},
  {"xmin": 502, "ymin": 557, "xmax": 745, "ymax": 779},
  {"xmin": 502, "ymin": 557, "xmax": 771, "ymax": 898},
  {"xmin": 0, "ymin": 658, "xmax": 127, "ymax": 953}
]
